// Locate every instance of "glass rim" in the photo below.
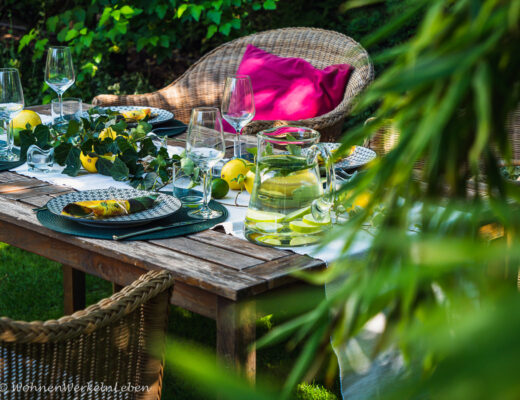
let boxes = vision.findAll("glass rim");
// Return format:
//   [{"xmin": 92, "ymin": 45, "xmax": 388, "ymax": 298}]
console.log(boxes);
[
  {"xmin": 258, "ymin": 125, "xmax": 320, "ymax": 142},
  {"xmin": 0, "ymin": 68, "xmax": 19, "ymax": 73},
  {"xmin": 47, "ymin": 46, "xmax": 71, "ymax": 50}
]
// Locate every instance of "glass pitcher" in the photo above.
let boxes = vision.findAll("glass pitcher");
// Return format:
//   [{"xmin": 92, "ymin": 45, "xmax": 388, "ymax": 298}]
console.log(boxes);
[{"xmin": 245, "ymin": 126, "xmax": 335, "ymax": 247}]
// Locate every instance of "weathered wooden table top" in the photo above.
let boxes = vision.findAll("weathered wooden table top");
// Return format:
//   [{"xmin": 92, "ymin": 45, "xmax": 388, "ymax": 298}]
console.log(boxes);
[{"xmin": 0, "ymin": 105, "xmax": 324, "ymax": 303}]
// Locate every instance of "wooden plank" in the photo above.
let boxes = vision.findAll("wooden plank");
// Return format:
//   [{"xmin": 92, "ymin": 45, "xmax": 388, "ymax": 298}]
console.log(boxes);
[
  {"xmin": 151, "ymin": 236, "xmax": 262, "ymax": 270},
  {"xmin": 19, "ymin": 195, "xmax": 52, "ymax": 207},
  {"xmin": 0, "ymin": 179, "xmax": 50, "ymax": 193},
  {"xmin": 62, "ymin": 265, "xmax": 86, "ymax": 314},
  {"xmin": 0, "ymin": 171, "xmax": 34, "ymax": 183},
  {"xmin": 170, "ymin": 281, "xmax": 217, "ymax": 319},
  {"xmin": 189, "ymin": 229, "xmax": 290, "ymax": 261},
  {"xmin": 216, "ymin": 297, "xmax": 256, "ymax": 382},
  {"xmin": 244, "ymin": 254, "xmax": 325, "ymax": 289},
  {"xmin": 0, "ymin": 197, "xmax": 268, "ymax": 300},
  {"xmin": 2, "ymin": 184, "xmax": 71, "ymax": 200}
]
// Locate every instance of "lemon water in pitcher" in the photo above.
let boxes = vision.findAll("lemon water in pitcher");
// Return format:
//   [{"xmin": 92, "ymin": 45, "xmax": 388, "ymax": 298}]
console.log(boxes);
[{"xmin": 245, "ymin": 126, "xmax": 335, "ymax": 247}]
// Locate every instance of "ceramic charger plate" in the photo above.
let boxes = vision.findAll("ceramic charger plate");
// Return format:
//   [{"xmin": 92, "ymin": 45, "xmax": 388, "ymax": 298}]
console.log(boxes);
[
  {"xmin": 84, "ymin": 106, "xmax": 174, "ymax": 125},
  {"xmin": 46, "ymin": 188, "xmax": 182, "ymax": 228}
]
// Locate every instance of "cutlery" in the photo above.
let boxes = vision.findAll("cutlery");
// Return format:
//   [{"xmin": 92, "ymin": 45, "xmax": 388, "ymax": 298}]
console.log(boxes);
[{"xmin": 113, "ymin": 219, "xmax": 201, "ymax": 241}]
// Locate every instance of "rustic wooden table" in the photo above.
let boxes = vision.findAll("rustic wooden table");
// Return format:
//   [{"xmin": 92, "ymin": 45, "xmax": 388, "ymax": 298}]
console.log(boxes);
[{"xmin": 0, "ymin": 104, "xmax": 325, "ymax": 380}]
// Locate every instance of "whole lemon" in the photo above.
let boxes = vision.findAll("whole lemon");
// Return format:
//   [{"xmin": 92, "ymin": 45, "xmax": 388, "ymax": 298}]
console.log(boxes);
[
  {"xmin": 80, "ymin": 151, "xmax": 117, "ymax": 173},
  {"xmin": 220, "ymin": 159, "xmax": 250, "ymax": 190},
  {"xmin": 99, "ymin": 127, "xmax": 117, "ymax": 140},
  {"xmin": 11, "ymin": 110, "xmax": 42, "ymax": 145},
  {"xmin": 244, "ymin": 170, "xmax": 255, "ymax": 194}
]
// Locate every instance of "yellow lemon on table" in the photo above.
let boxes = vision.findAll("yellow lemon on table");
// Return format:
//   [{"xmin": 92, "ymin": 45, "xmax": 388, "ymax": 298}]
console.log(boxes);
[
  {"xmin": 12, "ymin": 110, "xmax": 42, "ymax": 129},
  {"xmin": 10, "ymin": 110, "xmax": 42, "ymax": 146},
  {"xmin": 244, "ymin": 170, "xmax": 255, "ymax": 194},
  {"xmin": 80, "ymin": 151, "xmax": 117, "ymax": 173},
  {"xmin": 221, "ymin": 158, "xmax": 250, "ymax": 190},
  {"xmin": 99, "ymin": 127, "xmax": 117, "ymax": 140}
]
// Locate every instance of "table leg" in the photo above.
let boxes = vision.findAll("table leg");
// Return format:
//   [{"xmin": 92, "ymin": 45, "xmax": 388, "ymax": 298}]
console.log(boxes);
[
  {"xmin": 62, "ymin": 265, "xmax": 85, "ymax": 315},
  {"xmin": 216, "ymin": 296, "xmax": 256, "ymax": 383}
]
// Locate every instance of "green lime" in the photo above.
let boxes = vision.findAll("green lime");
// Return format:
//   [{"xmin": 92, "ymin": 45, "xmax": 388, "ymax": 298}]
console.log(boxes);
[
  {"xmin": 290, "ymin": 236, "xmax": 320, "ymax": 246},
  {"xmin": 246, "ymin": 209, "xmax": 285, "ymax": 223},
  {"xmin": 302, "ymin": 213, "xmax": 331, "ymax": 226},
  {"xmin": 258, "ymin": 235, "xmax": 282, "ymax": 246},
  {"xmin": 256, "ymin": 222, "xmax": 284, "ymax": 233},
  {"xmin": 211, "ymin": 178, "xmax": 229, "ymax": 199},
  {"xmin": 282, "ymin": 205, "xmax": 311, "ymax": 222},
  {"xmin": 12, "ymin": 128, "xmax": 22, "ymax": 146},
  {"xmin": 289, "ymin": 220, "xmax": 322, "ymax": 234}
]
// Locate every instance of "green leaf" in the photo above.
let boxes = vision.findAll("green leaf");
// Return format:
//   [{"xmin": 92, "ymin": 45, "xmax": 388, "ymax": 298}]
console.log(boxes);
[
  {"xmin": 207, "ymin": 9, "xmax": 221, "ymax": 24},
  {"xmin": 95, "ymin": 157, "xmax": 114, "ymax": 176},
  {"xmin": 66, "ymin": 120, "xmax": 81, "ymax": 136},
  {"xmin": 54, "ymin": 142, "xmax": 73, "ymax": 165},
  {"xmin": 19, "ymin": 131, "xmax": 36, "ymax": 161},
  {"xmin": 176, "ymin": 4, "xmax": 188, "ymax": 18},
  {"xmin": 230, "ymin": 18, "xmax": 241, "ymax": 29},
  {"xmin": 287, "ymin": 143, "xmax": 302, "ymax": 156},
  {"xmin": 206, "ymin": 24, "xmax": 218, "ymax": 39},
  {"xmin": 263, "ymin": 0, "xmax": 276, "ymax": 10},
  {"xmin": 62, "ymin": 147, "xmax": 81, "ymax": 177},
  {"xmin": 119, "ymin": 5, "xmax": 135, "ymax": 15},
  {"xmin": 155, "ymin": 4, "xmax": 169, "ymax": 19},
  {"xmin": 190, "ymin": 5, "xmax": 204, "ymax": 21},
  {"xmin": 219, "ymin": 22, "xmax": 231, "ymax": 35},
  {"xmin": 98, "ymin": 7, "xmax": 112, "ymax": 26},
  {"xmin": 46, "ymin": 16, "xmax": 59, "ymax": 32},
  {"xmin": 111, "ymin": 157, "xmax": 130, "ymax": 181},
  {"xmin": 252, "ymin": 3, "xmax": 261, "ymax": 10},
  {"xmin": 34, "ymin": 125, "xmax": 50, "ymax": 148},
  {"xmin": 136, "ymin": 37, "xmax": 148, "ymax": 52}
]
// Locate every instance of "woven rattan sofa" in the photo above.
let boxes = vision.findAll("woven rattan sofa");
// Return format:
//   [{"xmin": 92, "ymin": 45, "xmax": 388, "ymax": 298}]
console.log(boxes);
[
  {"xmin": 93, "ymin": 27, "xmax": 374, "ymax": 141},
  {"xmin": 0, "ymin": 270, "xmax": 174, "ymax": 400}
]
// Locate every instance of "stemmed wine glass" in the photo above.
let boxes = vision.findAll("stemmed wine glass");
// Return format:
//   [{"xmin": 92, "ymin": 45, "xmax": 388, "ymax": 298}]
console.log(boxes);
[
  {"xmin": 45, "ymin": 46, "xmax": 75, "ymax": 124},
  {"xmin": 186, "ymin": 107, "xmax": 226, "ymax": 219},
  {"xmin": 221, "ymin": 75, "xmax": 255, "ymax": 159},
  {"xmin": 0, "ymin": 68, "xmax": 24, "ymax": 161}
]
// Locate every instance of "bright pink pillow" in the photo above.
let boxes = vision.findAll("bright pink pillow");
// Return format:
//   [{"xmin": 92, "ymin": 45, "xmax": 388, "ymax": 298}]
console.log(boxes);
[{"xmin": 223, "ymin": 44, "xmax": 353, "ymax": 132}]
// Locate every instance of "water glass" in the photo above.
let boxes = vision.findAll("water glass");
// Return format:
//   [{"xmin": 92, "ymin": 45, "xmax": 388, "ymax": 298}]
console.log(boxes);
[
  {"xmin": 0, "ymin": 68, "xmax": 24, "ymax": 161},
  {"xmin": 45, "ymin": 46, "xmax": 75, "ymax": 122},
  {"xmin": 186, "ymin": 107, "xmax": 226, "ymax": 219},
  {"xmin": 27, "ymin": 144, "xmax": 54, "ymax": 172},
  {"xmin": 51, "ymin": 98, "xmax": 82, "ymax": 133},
  {"xmin": 172, "ymin": 163, "xmax": 203, "ymax": 208},
  {"xmin": 221, "ymin": 75, "xmax": 255, "ymax": 159}
]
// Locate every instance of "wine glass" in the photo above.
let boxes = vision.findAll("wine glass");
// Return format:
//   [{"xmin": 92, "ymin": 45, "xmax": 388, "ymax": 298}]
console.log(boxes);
[
  {"xmin": 186, "ymin": 107, "xmax": 226, "ymax": 219},
  {"xmin": 221, "ymin": 75, "xmax": 255, "ymax": 159},
  {"xmin": 0, "ymin": 68, "xmax": 24, "ymax": 161},
  {"xmin": 45, "ymin": 46, "xmax": 75, "ymax": 124}
]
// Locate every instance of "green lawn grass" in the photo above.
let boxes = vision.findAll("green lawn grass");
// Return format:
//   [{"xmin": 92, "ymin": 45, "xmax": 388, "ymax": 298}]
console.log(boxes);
[{"xmin": 0, "ymin": 242, "xmax": 339, "ymax": 399}]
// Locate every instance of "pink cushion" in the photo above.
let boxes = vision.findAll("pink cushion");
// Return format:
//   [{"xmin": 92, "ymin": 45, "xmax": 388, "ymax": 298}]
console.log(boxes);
[{"xmin": 223, "ymin": 44, "xmax": 353, "ymax": 132}]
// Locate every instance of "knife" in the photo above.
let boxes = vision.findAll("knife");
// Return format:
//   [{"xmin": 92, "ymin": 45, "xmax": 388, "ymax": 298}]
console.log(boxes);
[{"xmin": 113, "ymin": 219, "xmax": 201, "ymax": 241}]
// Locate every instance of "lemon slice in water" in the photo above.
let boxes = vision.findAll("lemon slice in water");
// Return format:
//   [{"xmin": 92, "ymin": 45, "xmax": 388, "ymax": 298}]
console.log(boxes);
[
  {"xmin": 302, "ymin": 213, "xmax": 331, "ymax": 226},
  {"xmin": 246, "ymin": 209, "xmax": 285, "ymax": 223}
]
